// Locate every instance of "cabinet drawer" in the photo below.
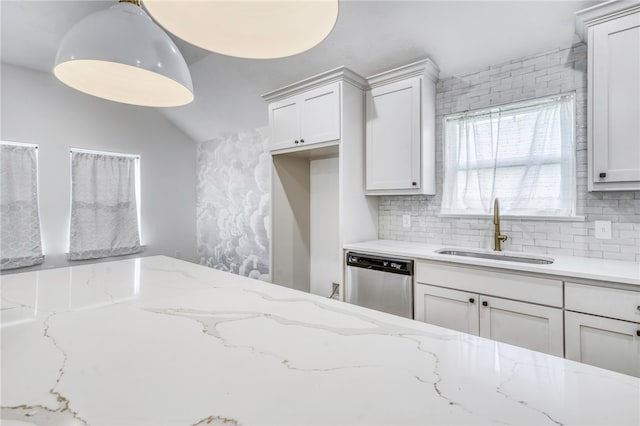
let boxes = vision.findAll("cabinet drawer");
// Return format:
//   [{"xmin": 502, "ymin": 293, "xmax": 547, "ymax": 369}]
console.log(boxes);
[
  {"xmin": 565, "ymin": 282, "xmax": 640, "ymax": 323},
  {"xmin": 415, "ymin": 261, "xmax": 562, "ymax": 307}
]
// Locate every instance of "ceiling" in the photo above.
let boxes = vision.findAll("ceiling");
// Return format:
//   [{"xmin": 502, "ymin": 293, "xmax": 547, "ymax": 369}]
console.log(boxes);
[{"xmin": 1, "ymin": 0, "xmax": 601, "ymax": 142}]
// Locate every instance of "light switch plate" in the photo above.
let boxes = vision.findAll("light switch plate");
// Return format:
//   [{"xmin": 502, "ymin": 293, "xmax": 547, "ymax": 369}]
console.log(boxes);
[
  {"xmin": 594, "ymin": 220, "xmax": 612, "ymax": 239},
  {"xmin": 402, "ymin": 215, "xmax": 411, "ymax": 228}
]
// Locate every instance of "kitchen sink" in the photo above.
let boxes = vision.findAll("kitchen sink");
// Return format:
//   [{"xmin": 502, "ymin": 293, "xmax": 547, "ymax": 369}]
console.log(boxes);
[{"xmin": 435, "ymin": 249, "xmax": 554, "ymax": 265}]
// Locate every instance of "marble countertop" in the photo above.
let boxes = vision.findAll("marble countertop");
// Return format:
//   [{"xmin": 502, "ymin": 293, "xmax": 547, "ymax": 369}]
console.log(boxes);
[
  {"xmin": 2, "ymin": 256, "xmax": 639, "ymax": 425},
  {"xmin": 344, "ymin": 240, "xmax": 640, "ymax": 287}
]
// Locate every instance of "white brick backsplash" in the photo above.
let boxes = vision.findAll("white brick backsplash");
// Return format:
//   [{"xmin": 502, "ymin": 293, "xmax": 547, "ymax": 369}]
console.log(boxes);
[{"xmin": 379, "ymin": 44, "xmax": 640, "ymax": 260}]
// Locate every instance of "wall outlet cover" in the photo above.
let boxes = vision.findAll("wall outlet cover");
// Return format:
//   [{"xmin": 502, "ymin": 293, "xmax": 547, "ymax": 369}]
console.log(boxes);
[
  {"xmin": 402, "ymin": 215, "xmax": 411, "ymax": 228},
  {"xmin": 594, "ymin": 220, "xmax": 612, "ymax": 240}
]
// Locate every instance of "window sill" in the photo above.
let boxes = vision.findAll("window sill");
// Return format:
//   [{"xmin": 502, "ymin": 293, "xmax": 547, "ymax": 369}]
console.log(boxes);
[{"xmin": 437, "ymin": 213, "xmax": 585, "ymax": 222}]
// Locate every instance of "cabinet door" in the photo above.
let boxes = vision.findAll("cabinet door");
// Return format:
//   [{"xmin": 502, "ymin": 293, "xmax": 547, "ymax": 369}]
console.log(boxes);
[
  {"xmin": 591, "ymin": 12, "xmax": 640, "ymax": 187},
  {"xmin": 366, "ymin": 77, "xmax": 421, "ymax": 191},
  {"xmin": 479, "ymin": 296, "xmax": 564, "ymax": 357},
  {"xmin": 299, "ymin": 82, "xmax": 341, "ymax": 146},
  {"xmin": 269, "ymin": 98, "xmax": 299, "ymax": 151},
  {"xmin": 414, "ymin": 284, "xmax": 479, "ymax": 335},
  {"xmin": 565, "ymin": 311, "xmax": 640, "ymax": 377}
]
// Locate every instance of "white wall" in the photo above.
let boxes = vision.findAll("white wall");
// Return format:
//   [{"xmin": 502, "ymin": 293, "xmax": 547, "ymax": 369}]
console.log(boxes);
[
  {"xmin": 1, "ymin": 63, "xmax": 198, "ymax": 271},
  {"xmin": 310, "ymin": 156, "xmax": 340, "ymax": 297}
]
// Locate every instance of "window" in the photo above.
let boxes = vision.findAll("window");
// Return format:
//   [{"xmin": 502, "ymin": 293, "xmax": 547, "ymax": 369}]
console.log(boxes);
[
  {"xmin": 441, "ymin": 94, "xmax": 576, "ymax": 217},
  {"xmin": 69, "ymin": 149, "xmax": 142, "ymax": 260},
  {"xmin": 0, "ymin": 142, "xmax": 44, "ymax": 270}
]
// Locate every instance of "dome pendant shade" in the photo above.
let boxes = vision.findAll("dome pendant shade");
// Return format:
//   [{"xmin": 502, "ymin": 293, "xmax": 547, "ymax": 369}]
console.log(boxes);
[
  {"xmin": 54, "ymin": 2, "xmax": 193, "ymax": 107},
  {"xmin": 143, "ymin": 0, "xmax": 339, "ymax": 59}
]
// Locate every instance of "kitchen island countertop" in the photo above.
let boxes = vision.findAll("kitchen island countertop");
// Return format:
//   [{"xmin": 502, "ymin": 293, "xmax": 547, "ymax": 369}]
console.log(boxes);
[{"xmin": 1, "ymin": 256, "xmax": 638, "ymax": 425}]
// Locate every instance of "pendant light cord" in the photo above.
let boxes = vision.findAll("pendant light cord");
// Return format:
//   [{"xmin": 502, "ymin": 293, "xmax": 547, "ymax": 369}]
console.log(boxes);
[{"xmin": 119, "ymin": 0, "xmax": 141, "ymax": 7}]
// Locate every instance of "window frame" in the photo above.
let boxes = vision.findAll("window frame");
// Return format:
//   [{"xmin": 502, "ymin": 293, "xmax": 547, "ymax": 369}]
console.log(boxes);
[
  {"xmin": 440, "ymin": 93, "xmax": 581, "ymax": 221},
  {"xmin": 0, "ymin": 141, "xmax": 45, "ymax": 269},
  {"xmin": 68, "ymin": 148, "xmax": 143, "ymax": 258}
]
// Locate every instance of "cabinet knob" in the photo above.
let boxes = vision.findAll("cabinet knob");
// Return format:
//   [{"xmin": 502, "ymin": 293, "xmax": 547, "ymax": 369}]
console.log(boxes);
[
  {"xmin": 468, "ymin": 298, "xmax": 475, "ymax": 304},
  {"xmin": 300, "ymin": 139, "xmax": 305, "ymax": 144},
  {"xmin": 294, "ymin": 140, "xmax": 299, "ymax": 144},
  {"xmin": 636, "ymin": 305, "xmax": 640, "ymax": 311},
  {"xmin": 412, "ymin": 182, "xmax": 417, "ymax": 186},
  {"xmin": 482, "ymin": 301, "xmax": 488, "ymax": 307},
  {"xmin": 599, "ymin": 172, "xmax": 606, "ymax": 178}
]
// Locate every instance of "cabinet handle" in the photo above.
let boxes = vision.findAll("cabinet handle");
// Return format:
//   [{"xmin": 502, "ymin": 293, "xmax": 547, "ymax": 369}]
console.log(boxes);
[
  {"xmin": 599, "ymin": 172, "xmax": 606, "ymax": 178},
  {"xmin": 637, "ymin": 330, "xmax": 640, "ymax": 337},
  {"xmin": 482, "ymin": 301, "xmax": 488, "ymax": 307},
  {"xmin": 468, "ymin": 298, "xmax": 475, "ymax": 304},
  {"xmin": 636, "ymin": 305, "xmax": 640, "ymax": 311},
  {"xmin": 300, "ymin": 139, "xmax": 305, "ymax": 144},
  {"xmin": 412, "ymin": 181, "xmax": 417, "ymax": 186},
  {"xmin": 294, "ymin": 140, "xmax": 299, "ymax": 144}
]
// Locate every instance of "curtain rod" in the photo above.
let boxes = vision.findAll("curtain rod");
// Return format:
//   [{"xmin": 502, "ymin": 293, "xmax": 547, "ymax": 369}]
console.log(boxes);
[
  {"xmin": 445, "ymin": 92, "xmax": 575, "ymax": 122},
  {"xmin": 1, "ymin": 141, "xmax": 38, "ymax": 148},
  {"xmin": 70, "ymin": 147, "xmax": 140, "ymax": 159}
]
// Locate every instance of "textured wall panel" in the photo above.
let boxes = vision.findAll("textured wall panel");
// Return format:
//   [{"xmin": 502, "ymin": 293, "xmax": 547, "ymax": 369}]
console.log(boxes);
[{"xmin": 197, "ymin": 129, "xmax": 270, "ymax": 280}]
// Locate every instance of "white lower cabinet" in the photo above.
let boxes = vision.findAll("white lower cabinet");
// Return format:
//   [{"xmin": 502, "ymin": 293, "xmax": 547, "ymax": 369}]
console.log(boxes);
[
  {"xmin": 413, "ymin": 260, "xmax": 639, "ymax": 375},
  {"xmin": 565, "ymin": 311, "xmax": 640, "ymax": 377},
  {"xmin": 414, "ymin": 285, "xmax": 479, "ymax": 335},
  {"xmin": 414, "ymin": 282, "xmax": 563, "ymax": 357},
  {"xmin": 565, "ymin": 282, "xmax": 640, "ymax": 377},
  {"xmin": 479, "ymin": 295, "xmax": 564, "ymax": 357}
]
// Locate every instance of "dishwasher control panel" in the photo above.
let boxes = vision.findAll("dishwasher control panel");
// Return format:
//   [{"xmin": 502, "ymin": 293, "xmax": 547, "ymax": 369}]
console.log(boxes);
[{"xmin": 346, "ymin": 252, "xmax": 413, "ymax": 275}]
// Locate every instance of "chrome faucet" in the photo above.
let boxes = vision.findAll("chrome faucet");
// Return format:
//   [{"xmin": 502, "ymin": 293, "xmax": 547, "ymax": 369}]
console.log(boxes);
[{"xmin": 493, "ymin": 198, "xmax": 508, "ymax": 251}]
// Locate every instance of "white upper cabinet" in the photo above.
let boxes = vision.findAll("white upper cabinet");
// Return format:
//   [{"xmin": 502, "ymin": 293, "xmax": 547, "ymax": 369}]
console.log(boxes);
[
  {"xmin": 299, "ymin": 84, "xmax": 341, "ymax": 145},
  {"xmin": 577, "ymin": 2, "xmax": 640, "ymax": 191},
  {"xmin": 366, "ymin": 77, "xmax": 421, "ymax": 191},
  {"xmin": 266, "ymin": 80, "xmax": 342, "ymax": 152},
  {"xmin": 270, "ymin": 98, "xmax": 299, "ymax": 151},
  {"xmin": 365, "ymin": 59, "xmax": 439, "ymax": 195}
]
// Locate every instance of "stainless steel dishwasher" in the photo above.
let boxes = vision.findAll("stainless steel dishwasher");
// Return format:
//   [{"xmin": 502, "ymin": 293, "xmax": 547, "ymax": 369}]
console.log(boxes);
[{"xmin": 345, "ymin": 252, "xmax": 414, "ymax": 319}]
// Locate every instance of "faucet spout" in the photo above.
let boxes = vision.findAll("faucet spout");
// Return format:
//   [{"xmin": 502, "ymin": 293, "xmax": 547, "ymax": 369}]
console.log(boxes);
[{"xmin": 493, "ymin": 198, "xmax": 508, "ymax": 251}]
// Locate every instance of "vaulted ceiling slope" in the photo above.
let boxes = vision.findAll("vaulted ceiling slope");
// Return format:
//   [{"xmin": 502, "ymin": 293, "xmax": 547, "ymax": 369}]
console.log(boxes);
[{"xmin": 1, "ymin": 0, "xmax": 600, "ymax": 142}]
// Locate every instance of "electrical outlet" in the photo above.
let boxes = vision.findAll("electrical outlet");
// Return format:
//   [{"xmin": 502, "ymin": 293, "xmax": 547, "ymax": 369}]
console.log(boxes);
[
  {"xmin": 331, "ymin": 282, "xmax": 340, "ymax": 299},
  {"xmin": 594, "ymin": 221, "xmax": 612, "ymax": 240},
  {"xmin": 402, "ymin": 214, "xmax": 411, "ymax": 228}
]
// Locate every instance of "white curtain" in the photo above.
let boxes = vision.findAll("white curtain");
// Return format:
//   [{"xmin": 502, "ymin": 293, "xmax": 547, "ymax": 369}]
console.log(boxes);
[
  {"xmin": 441, "ymin": 94, "xmax": 575, "ymax": 217},
  {"xmin": 0, "ymin": 143, "xmax": 44, "ymax": 270},
  {"xmin": 69, "ymin": 151, "xmax": 141, "ymax": 260}
]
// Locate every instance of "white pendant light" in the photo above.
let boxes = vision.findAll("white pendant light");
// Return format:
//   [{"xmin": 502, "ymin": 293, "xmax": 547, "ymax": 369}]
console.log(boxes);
[
  {"xmin": 143, "ymin": 0, "xmax": 339, "ymax": 59},
  {"xmin": 54, "ymin": 0, "xmax": 193, "ymax": 107}
]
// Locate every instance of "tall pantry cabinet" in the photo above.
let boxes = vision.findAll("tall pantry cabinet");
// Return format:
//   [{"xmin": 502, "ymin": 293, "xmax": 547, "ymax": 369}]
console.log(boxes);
[
  {"xmin": 577, "ymin": 1, "xmax": 640, "ymax": 191},
  {"xmin": 262, "ymin": 68, "xmax": 378, "ymax": 298}
]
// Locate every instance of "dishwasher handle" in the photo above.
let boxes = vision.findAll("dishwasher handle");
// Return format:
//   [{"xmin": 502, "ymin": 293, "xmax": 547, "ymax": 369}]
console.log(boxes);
[{"xmin": 346, "ymin": 252, "xmax": 413, "ymax": 276}]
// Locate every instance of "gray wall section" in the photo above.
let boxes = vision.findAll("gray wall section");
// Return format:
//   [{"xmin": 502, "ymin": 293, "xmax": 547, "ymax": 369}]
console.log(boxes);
[
  {"xmin": 196, "ymin": 129, "xmax": 270, "ymax": 280},
  {"xmin": 0, "ymin": 63, "xmax": 198, "ymax": 272}
]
